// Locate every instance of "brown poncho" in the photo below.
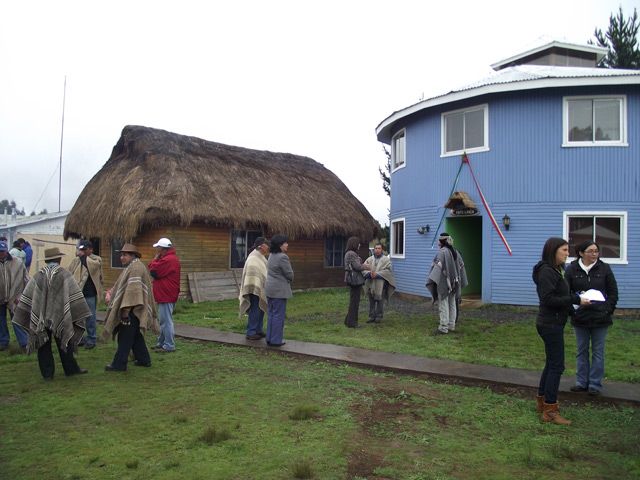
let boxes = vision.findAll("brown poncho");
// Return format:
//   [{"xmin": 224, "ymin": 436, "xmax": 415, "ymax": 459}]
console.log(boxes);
[
  {"xmin": 12, "ymin": 264, "xmax": 90, "ymax": 353},
  {"xmin": 102, "ymin": 258, "xmax": 159, "ymax": 339}
]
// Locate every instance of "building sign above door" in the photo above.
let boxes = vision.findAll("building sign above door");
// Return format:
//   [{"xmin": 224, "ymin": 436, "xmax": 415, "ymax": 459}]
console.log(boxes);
[{"xmin": 444, "ymin": 191, "xmax": 478, "ymax": 216}]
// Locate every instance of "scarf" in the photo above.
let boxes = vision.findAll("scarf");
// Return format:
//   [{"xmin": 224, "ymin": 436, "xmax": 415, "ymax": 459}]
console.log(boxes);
[
  {"xmin": 12, "ymin": 264, "xmax": 90, "ymax": 353},
  {"xmin": 239, "ymin": 249, "xmax": 268, "ymax": 316},
  {"xmin": 363, "ymin": 254, "xmax": 396, "ymax": 301},
  {"xmin": 578, "ymin": 258, "xmax": 596, "ymax": 274},
  {"xmin": 102, "ymin": 258, "xmax": 159, "ymax": 339}
]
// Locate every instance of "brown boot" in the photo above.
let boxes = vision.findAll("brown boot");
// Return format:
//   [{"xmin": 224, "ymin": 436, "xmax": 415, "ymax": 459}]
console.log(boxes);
[
  {"xmin": 536, "ymin": 395, "xmax": 544, "ymax": 414},
  {"xmin": 542, "ymin": 402, "xmax": 571, "ymax": 425}
]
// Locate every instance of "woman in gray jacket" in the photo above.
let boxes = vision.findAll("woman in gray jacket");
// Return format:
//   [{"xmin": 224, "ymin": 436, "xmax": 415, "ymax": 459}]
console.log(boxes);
[{"xmin": 264, "ymin": 234, "xmax": 293, "ymax": 346}]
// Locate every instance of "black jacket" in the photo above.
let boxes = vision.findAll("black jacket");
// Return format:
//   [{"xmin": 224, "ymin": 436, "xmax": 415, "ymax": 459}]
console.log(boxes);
[
  {"xmin": 565, "ymin": 259, "xmax": 618, "ymax": 328},
  {"xmin": 532, "ymin": 261, "xmax": 580, "ymax": 327}
]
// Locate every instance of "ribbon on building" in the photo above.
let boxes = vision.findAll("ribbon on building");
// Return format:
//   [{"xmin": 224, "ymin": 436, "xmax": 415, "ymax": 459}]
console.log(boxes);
[{"xmin": 432, "ymin": 153, "xmax": 512, "ymax": 255}]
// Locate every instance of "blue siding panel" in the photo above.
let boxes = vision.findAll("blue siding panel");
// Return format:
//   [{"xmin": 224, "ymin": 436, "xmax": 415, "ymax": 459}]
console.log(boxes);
[{"xmin": 388, "ymin": 86, "xmax": 640, "ymax": 308}]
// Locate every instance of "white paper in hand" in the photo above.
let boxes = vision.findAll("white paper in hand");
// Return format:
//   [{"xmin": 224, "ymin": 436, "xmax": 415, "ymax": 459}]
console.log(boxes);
[{"xmin": 580, "ymin": 289, "xmax": 606, "ymax": 302}]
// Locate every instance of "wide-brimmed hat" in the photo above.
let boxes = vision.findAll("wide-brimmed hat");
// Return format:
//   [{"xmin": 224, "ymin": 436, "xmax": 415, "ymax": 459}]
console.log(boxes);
[
  {"xmin": 117, "ymin": 243, "xmax": 141, "ymax": 257},
  {"xmin": 43, "ymin": 247, "xmax": 66, "ymax": 261}
]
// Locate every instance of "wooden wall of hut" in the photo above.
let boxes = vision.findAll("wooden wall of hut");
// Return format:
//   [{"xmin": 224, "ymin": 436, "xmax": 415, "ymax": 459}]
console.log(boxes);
[{"xmin": 99, "ymin": 225, "xmax": 346, "ymax": 300}]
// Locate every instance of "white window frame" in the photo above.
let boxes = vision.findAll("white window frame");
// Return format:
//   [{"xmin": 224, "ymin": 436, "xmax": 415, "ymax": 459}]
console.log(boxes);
[
  {"xmin": 562, "ymin": 95, "xmax": 628, "ymax": 147},
  {"xmin": 563, "ymin": 211, "xmax": 628, "ymax": 264},
  {"xmin": 391, "ymin": 129, "xmax": 406, "ymax": 172},
  {"xmin": 441, "ymin": 104, "xmax": 489, "ymax": 157},
  {"xmin": 390, "ymin": 217, "xmax": 405, "ymax": 259}
]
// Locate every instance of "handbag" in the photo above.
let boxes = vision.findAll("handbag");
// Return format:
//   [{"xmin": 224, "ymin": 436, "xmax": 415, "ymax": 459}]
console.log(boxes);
[{"xmin": 345, "ymin": 264, "xmax": 365, "ymax": 287}]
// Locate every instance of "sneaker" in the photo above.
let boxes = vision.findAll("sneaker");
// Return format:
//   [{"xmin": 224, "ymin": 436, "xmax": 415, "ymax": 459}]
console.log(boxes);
[
  {"xmin": 257, "ymin": 332, "xmax": 266, "ymax": 338},
  {"xmin": 432, "ymin": 328, "xmax": 448, "ymax": 335},
  {"xmin": 84, "ymin": 344, "xmax": 96, "ymax": 350},
  {"xmin": 588, "ymin": 389, "xmax": 601, "ymax": 396},
  {"xmin": 570, "ymin": 385, "xmax": 588, "ymax": 392},
  {"xmin": 246, "ymin": 334, "xmax": 263, "ymax": 340}
]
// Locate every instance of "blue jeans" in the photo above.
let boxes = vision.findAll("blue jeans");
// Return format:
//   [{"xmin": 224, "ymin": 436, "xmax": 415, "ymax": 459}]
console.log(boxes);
[
  {"xmin": 537, "ymin": 324, "xmax": 565, "ymax": 404},
  {"xmin": 574, "ymin": 325, "xmax": 608, "ymax": 392},
  {"xmin": 0, "ymin": 303, "xmax": 28, "ymax": 348},
  {"xmin": 156, "ymin": 303, "xmax": 176, "ymax": 351},
  {"xmin": 266, "ymin": 297, "xmax": 286, "ymax": 345},
  {"xmin": 83, "ymin": 296, "xmax": 97, "ymax": 346},
  {"xmin": 246, "ymin": 294, "xmax": 265, "ymax": 336}
]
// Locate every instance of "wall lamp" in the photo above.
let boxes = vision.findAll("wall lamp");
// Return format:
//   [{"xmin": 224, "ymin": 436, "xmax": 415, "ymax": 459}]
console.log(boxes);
[
  {"xmin": 417, "ymin": 225, "xmax": 430, "ymax": 235},
  {"xmin": 502, "ymin": 214, "xmax": 511, "ymax": 231}
]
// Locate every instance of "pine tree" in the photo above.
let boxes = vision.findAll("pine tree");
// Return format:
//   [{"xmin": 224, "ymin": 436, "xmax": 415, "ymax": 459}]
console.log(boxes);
[
  {"xmin": 592, "ymin": 7, "xmax": 640, "ymax": 69},
  {"xmin": 379, "ymin": 146, "xmax": 391, "ymax": 197}
]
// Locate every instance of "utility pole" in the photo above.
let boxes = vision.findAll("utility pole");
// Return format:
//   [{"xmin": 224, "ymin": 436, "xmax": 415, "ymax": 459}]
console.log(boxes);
[{"xmin": 58, "ymin": 75, "xmax": 67, "ymax": 213}]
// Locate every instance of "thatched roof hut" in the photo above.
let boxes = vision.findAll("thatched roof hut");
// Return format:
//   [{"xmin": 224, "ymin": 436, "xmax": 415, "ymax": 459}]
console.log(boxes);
[{"xmin": 64, "ymin": 125, "xmax": 379, "ymax": 241}]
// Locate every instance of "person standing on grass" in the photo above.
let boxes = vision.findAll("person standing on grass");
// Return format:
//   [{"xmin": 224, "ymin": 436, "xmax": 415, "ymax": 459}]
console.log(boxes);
[
  {"xmin": 532, "ymin": 237, "xmax": 590, "ymax": 425},
  {"xmin": 264, "ymin": 235, "xmax": 293, "ymax": 347},
  {"xmin": 239, "ymin": 237, "xmax": 269, "ymax": 340},
  {"xmin": 12, "ymin": 247, "xmax": 90, "ymax": 379},
  {"xmin": 363, "ymin": 243, "xmax": 395, "ymax": 324},
  {"xmin": 565, "ymin": 240, "xmax": 618, "ymax": 397},
  {"xmin": 22, "ymin": 239, "xmax": 33, "ymax": 273},
  {"xmin": 103, "ymin": 243, "xmax": 159, "ymax": 371},
  {"xmin": 68, "ymin": 240, "xmax": 104, "ymax": 350},
  {"xmin": 0, "ymin": 240, "xmax": 29, "ymax": 352},
  {"xmin": 148, "ymin": 238, "xmax": 181, "ymax": 353},
  {"xmin": 426, "ymin": 233, "xmax": 467, "ymax": 335},
  {"xmin": 9, "ymin": 240, "xmax": 26, "ymax": 264},
  {"xmin": 343, "ymin": 237, "xmax": 369, "ymax": 328}
]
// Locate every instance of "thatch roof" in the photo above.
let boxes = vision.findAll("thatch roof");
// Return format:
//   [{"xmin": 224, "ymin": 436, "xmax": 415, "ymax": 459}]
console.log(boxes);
[
  {"xmin": 64, "ymin": 125, "xmax": 380, "ymax": 241},
  {"xmin": 444, "ymin": 191, "xmax": 477, "ymax": 210}
]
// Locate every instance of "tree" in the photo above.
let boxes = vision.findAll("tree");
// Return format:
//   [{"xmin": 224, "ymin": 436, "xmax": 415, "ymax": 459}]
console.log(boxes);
[
  {"xmin": 592, "ymin": 7, "xmax": 640, "ymax": 69},
  {"xmin": 379, "ymin": 146, "xmax": 391, "ymax": 197}
]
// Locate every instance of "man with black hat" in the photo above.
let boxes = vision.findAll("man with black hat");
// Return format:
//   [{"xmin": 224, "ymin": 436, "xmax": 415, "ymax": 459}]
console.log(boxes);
[
  {"xmin": 103, "ymin": 243, "xmax": 159, "ymax": 371},
  {"xmin": 68, "ymin": 240, "xmax": 104, "ymax": 349},
  {"xmin": 239, "ymin": 237, "xmax": 269, "ymax": 340},
  {"xmin": 0, "ymin": 240, "xmax": 29, "ymax": 351},
  {"xmin": 12, "ymin": 247, "xmax": 90, "ymax": 379}
]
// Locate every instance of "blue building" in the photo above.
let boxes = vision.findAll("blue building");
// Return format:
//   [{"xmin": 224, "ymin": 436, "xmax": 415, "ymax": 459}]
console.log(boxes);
[{"xmin": 376, "ymin": 41, "xmax": 640, "ymax": 308}]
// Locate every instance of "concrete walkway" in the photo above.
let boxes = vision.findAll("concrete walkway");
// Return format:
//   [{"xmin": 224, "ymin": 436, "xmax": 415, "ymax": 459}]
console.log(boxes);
[{"xmin": 174, "ymin": 323, "xmax": 640, "ymax": 406}]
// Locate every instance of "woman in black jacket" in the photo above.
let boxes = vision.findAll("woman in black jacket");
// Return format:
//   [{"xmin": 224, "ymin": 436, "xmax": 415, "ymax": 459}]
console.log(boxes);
[
  {"xmin": 532, "ymin": 237, "xmax": 589, "ymax": 425},
  {"xmin": 343, "ymin": 237, "xmax": 370, "ymax": 328},
  {"xmin": 565, "ymin": 240, "xmax": 618, "ymax": 396}
]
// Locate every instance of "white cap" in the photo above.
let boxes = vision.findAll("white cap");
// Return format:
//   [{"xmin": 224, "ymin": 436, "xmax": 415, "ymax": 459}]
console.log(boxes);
[{"xmin": 153, "ymin": 237, "xmax": 173, "ymax": 248}]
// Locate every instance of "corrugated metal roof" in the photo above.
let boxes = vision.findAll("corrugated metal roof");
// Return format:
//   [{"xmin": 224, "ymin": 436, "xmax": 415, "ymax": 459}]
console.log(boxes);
[{"xmin": 376, "ymin": 65, "xmax": 640, "ymax": 143}]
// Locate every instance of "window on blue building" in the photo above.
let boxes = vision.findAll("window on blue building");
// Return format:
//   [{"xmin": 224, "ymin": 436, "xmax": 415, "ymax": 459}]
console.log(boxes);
[
  {"xmin": 442, "ymin": 104, "xmax": 488, "ymax": 156},
  {"xmin": 391, "ymin": 130, "xmax": 406, "ymax": 171},
  {"xmin": 564, "ymin": 212, "xmax": 627, "ymax": 264},
  {"xmin": 390, "ymin": 218, "xmax": 405, "ymax": 258},
  {"xmin": 563, "ymin": 96, "xmax": 626, "ymax": 146}
]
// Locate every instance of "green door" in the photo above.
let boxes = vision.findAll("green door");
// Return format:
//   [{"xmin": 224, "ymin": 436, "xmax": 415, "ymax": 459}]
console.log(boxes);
[{"xmin": 444, "ymin": 216, "xmax": 481, "ymax": 296}]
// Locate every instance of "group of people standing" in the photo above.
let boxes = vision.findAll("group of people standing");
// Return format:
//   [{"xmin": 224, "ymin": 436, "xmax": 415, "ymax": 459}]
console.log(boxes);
[
  {"xmin": 533, "ymin": 237, "xmax": 618, "ymax": 425},
  {"xmin": 3, "ymin": 235, "xmax": 182, "ymax": 379},
  {"xmin": 238, "ymin": 235, "xmax": 293, "ymax": 347}
]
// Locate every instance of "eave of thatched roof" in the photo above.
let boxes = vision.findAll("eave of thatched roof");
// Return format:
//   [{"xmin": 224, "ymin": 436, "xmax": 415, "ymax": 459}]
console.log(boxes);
[{"xmin": 64, "ymin": 125, "xmax": 380, "ymax": 241}]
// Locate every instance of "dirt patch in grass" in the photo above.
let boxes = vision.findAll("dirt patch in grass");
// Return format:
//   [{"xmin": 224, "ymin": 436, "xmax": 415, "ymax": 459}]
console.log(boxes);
[{"xmin": 346, "ymin": 376, "xmax": 441, "ymax": 479}]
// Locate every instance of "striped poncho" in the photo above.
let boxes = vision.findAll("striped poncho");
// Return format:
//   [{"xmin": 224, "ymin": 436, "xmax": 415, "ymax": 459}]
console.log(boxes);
[
  {"xmin": 12, "ymin": 264, "xmax": 90, "ymax": 353},
  {"xmin": 102, "ymin": 258, "xmax": 159, "ymax": 339}
]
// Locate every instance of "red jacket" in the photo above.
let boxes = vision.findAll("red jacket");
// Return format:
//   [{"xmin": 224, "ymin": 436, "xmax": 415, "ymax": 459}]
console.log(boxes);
[{"xmin": 148, "ymin": 248, "xmax": 181, "ymax": 303}]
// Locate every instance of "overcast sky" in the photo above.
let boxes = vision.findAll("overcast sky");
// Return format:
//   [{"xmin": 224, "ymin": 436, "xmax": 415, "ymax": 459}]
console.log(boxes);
[{"xmin": 0, "ymin": 0, "xmax": 636, "ymax": 225}]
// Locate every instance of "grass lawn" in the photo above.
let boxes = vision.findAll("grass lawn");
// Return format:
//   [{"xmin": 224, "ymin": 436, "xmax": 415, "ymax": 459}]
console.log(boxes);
[
  {"xmin": 174, "ymin": 288, "xmax": 640, "ymax": 383},
  {"xmin": 1, "ymin": 337, "xmax": 639, "ymax": 480}
]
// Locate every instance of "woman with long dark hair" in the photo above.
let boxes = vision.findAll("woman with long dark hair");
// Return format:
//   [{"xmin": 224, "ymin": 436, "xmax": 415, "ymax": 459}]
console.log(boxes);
[
  {"xmin": 532, "ymin": 237, "xmax": 589, "ymax": 425},
  {"xmin": 565, "ymin": 240, "xmax": 618, "ymax": 396},
  {"xmin": 264, "ymin": 234, "xmax": 294, "ymax": 347},
  {"xmin": 343, "ymin": 236, "xmax": 370, "ymax": 328}
]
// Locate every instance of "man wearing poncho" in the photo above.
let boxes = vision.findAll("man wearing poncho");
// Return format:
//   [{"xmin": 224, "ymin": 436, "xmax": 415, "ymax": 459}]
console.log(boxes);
[
  {"xmin": 239, "ymin": 237, "xmax": 269, "ymax": 340},
  {"xmin": 363, "ymin": 243, "xmax": 396, "ymax": 323},
  {"xmin": 12, "ymin": 247, "xmax": 91, "ymax": 379},
  {"xmin": 103, "ymin": 243, "xmax": 159, "ymax": 371},
  {"xmin": 426, "ymin": 233, "xmax": 468, "ymax": 335},
  {"xmin": 0, "ymin": 239, "xmax": 29, "ymax": 351}
]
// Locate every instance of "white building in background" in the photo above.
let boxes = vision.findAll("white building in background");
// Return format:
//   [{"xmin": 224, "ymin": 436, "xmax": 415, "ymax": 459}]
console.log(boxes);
[{"xmin": 0, "ymin": 211, "xmax": 77, "ymax": 271}]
